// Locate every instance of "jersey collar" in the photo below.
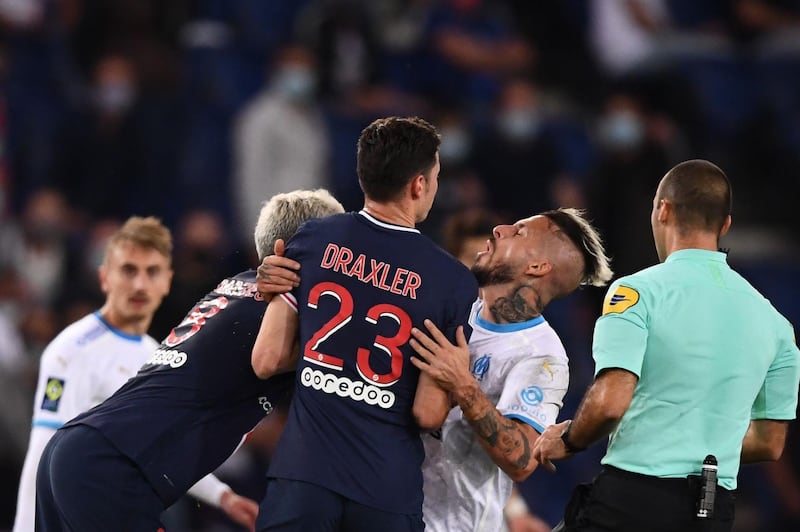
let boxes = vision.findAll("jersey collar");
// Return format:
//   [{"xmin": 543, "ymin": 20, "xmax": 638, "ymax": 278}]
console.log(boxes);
[
  {"xmin": 93, "ymin": 311, "xmax": 144, "ymax": 342},
  {"xmin": 358, "ymin": 210, "xmax": 420, "ymax": 234},
  {"xmin": 665, "ymin": 249, "xmax": 728, "ymax": 264},
  {"xmin": 475, "ymin": 303, "xmax": 545, "ymax": 333}
]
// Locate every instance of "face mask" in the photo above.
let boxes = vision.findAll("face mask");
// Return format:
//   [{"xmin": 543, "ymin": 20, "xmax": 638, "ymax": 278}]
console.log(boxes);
[
  {"xmin": 25, "ymin": 221, "xmax": 63, "ymax": 243},
  {"xmin": 497, "ymin": 108, "xmax": 542, "ymax": 141},
  {"xmin": 273, "ymin": 67, "xmax": 316, "ymax": 101},
  {"xmin": 95, "ymin": 82, "xmax": 135, "ymax": 114},
  {"xmin": 439, "ymin": 126, "xmax": 471, "ymax": 164},
  {"xmin": 599, "ymin": 112, "xmax": 645, "ymax": 150}
]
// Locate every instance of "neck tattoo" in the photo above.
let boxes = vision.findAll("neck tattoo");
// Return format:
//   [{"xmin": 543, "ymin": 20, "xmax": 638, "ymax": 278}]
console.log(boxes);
[{"xmin": 489, "ymin": 285, "xmax": 542, "ymax": 324}]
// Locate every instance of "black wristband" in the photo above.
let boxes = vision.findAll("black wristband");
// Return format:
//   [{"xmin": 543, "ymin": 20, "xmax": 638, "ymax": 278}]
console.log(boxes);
[{"xmin": 561, "ymin": 421, "xmax": 587, "ymax": 454}]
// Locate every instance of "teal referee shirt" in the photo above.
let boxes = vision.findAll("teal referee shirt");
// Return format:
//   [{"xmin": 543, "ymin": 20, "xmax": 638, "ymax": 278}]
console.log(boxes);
[{"xmin": 593, "ymin": 249, "xmax": 800, "ymax": 490}]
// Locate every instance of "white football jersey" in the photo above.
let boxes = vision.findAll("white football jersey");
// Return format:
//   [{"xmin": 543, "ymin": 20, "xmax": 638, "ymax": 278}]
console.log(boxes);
[
  {"xmin": 13, "ymin": 312, "xmax": 157, "ymax": 532},
  {"xmin": 422, "ymin": 299, "xmax": 569, "ymax": 532}
]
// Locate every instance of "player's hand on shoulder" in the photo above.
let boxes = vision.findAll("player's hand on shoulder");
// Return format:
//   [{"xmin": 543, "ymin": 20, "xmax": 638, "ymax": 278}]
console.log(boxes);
[
  {"xmin": 257, "ymin": 239, "xmax": 301, "ymax": 300},
  {"xmin": 409, "ymin": 321, "xmax": 472, "ymax": 392},
  {"xmin": 220, "ymin": 489, "xmax": 259, "ymax": 532}
]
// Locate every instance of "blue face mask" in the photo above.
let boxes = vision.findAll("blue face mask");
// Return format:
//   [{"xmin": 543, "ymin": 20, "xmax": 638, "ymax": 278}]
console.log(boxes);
[
  {"xmin": 497, "ymin": 108, "xmax": 542, "ymax": 142},
  {"xmin": 439, "ymin": 126, "xmax": 471, "ymax": 164},
  {"xmin": 95, "ymin": 82, "xmax": 136, "ymax": 114},
  {"xmin": 599, "ymin": 112, "xmax": 645, "ymax": 150},
  {"xmin": 273, "ymin": 67, "xmax": 317, "ymax": 101}
]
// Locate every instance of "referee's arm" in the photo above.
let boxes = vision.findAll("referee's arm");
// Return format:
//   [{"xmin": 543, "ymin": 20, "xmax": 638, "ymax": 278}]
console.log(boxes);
[
  {"xmin": 741, "ymin": 419, "xmax": 788, "ymax": 463},
  {"xmin": 533, "ymin": 368, "xmax": 638, "ymax": 463}
]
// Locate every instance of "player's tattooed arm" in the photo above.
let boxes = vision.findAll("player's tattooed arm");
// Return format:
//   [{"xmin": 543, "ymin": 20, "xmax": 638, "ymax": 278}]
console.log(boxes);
[
  {"xmin": 455, "ymin": 383, "xmax": 539, "ymax": 482},
  {"xmin": 409, "ymin": 320, "xmax": 539, "ymax": 481}
]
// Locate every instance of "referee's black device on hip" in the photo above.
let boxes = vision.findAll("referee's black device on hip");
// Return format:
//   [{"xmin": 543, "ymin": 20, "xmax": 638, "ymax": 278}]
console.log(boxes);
[{"xmin": 696, "ymin": 454, "xmax": 718, "ymax": 519}]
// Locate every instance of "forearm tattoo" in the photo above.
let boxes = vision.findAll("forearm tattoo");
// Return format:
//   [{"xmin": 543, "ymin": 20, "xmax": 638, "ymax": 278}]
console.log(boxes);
[
  {"xmin": 489, "ymin": 285, "xmax": 542, "ymax": 324},
  {"xmin": 459, "ymin": 385, "xmax": 532, "ymax": 472}
]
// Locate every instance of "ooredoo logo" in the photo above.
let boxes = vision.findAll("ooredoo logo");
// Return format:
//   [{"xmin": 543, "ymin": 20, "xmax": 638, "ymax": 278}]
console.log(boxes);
[
  {"xmin": 300, "ymin": 367, "xmax": 396, "ymax": 408},
  {"xmin": 145, "ymin": 348, "xmax": 187, "ymax": 368}
]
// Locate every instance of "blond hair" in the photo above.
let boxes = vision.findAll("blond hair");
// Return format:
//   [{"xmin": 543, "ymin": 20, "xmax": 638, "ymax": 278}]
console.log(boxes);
[
  {"xmin": 254, "ymin": 189, "xmax": 345, "ymax": 260},
  {"xmin": 104, "ymin": 216, "xmax": 173, "ymax": 264},
  {"xmin": 542, "ymin": 208, "xmax": 613, "ymax": 287}
]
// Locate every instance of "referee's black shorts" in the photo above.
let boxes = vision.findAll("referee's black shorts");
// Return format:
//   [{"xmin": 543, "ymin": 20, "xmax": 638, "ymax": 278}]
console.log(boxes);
[{"xmin": 556, "ymin": 465, "xmax": 735, "ymax": 532}]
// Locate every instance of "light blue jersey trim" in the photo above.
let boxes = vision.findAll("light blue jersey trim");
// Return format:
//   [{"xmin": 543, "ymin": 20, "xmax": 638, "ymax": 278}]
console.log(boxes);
[
  {"xmin": 475, "ymin": 313, "xmax": 545, "ymax": 333},
  {"xmin": 505, "ymin": 414, "xmax": 545, "ymax": 434},
  {"xmin": 33, "ymin": 419, "xmax": 63, "ymax": 430},
  {"xmin": 93, "ymin": 311, "xmax": 143, "ymax": 342}
]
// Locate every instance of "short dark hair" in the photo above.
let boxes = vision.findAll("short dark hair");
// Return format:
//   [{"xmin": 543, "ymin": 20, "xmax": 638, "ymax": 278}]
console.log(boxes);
[
  {"xmin": 660, "ymin": 159, "xmax": 731, "ymax": 233},
  {"xmin": 357, "ymin": 117, "xmax": 441, "ymax": 202}
]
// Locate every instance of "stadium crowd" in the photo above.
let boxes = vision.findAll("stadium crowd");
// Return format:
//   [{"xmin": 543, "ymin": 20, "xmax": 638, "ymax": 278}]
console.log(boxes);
[{"xmin": 1, "ymin": 0, "xmax": 799, "ymax": 530}]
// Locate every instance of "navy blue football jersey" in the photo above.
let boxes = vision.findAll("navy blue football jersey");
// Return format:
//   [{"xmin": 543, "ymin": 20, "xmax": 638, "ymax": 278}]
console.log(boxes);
[
  {"xmin": 268, "ymin": 211, "xmax": 478, "ymax": 515},
  {"xmin": 66, "ymin": 270, "xmax": 294, "ymax": 505}
]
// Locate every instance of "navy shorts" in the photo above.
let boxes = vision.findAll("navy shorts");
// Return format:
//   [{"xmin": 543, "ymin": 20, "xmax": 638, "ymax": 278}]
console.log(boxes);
[
  {"xmin": 256, "ymin": 478, "xmax": 424, "ymax": 532},
  {"xmin": 36, "ymin": 424, "xmax": 166, "ymax": 532}
]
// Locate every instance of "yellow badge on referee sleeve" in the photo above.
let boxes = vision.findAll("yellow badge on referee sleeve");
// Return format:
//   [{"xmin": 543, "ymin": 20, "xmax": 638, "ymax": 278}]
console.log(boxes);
[{"xmin": 602, "ymin": 286, "xmax": 640, "ymax": 315}]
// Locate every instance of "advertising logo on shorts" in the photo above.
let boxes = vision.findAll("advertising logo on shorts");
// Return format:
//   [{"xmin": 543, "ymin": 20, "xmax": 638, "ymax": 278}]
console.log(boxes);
[{"xmin": 520, "ymin": 385, "xmax": 544, "ymax": 407}]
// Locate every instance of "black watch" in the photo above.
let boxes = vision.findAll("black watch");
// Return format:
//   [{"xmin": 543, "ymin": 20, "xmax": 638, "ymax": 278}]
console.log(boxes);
[{"xmin": 561, "ymin": 421, "xmax": 586, "ymax": 454}]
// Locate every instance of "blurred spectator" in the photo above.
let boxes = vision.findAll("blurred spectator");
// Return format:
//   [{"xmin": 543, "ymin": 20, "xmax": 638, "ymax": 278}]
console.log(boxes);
[
  {"xmin": 231, "ymin": 43, "xmax": 330, "ymax": 246},
  {"xmin": 587, "ymin": 0, "xmax": 738, "ymax": 154},
  {"xmin": 0, "ymin": 188, "xmax": 76, "ymax": 309},
  {"xmin": 51, "ymin": 53, "xmax": 151, "ymax": 219},
  {"xmin": 474, "ymin": 76, "xmax": 582, "ymax": 222},
  {"xmin": 61, "ymin": 218, "xmax": 121, "ymax": 312},
  {"xmin": 417, "ymin": 107, "xmax": 489, "ymax": 240},
  {"xmin": 587, "ymin": 91, "xmax": 683, "ymax": 277},
  {"xmin": 370, "ymin": 0, "xmax": 435, "ymax": 94},
  {"xmin": 588, "ymin": 0, "xmax": 672, "ymax": 79},
  {"xmin": 440, "ymin": 207, "xmax": 504, "ymax": 268},
  {"xmin": 293, "ymin": 1, "xmax": 431, "ymax": 212},
  {"xmin": 297, "ymin": 0, "xmax": 381, "ymax": 103},
  {"xmin": 739, "ymin": 0, "xmax": 800, "ymax": 177},
  {"xmin": 507, "ymin": 0, "xmax": 602, "ymax": 106},
  {"xmin": 423, "ymin": 0, "xmax": 535, "ymax": 112},
  {"xmin": 150, "ymin": 209, "xmax": 240, "ymax": 341},
  {"xmin": 2, "ymin": 0, "xmax": 80, "ymax": 206}
]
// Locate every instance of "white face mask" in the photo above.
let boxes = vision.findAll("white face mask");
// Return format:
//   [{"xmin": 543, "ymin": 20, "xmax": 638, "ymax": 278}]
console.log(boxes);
[
  {"xmin": 94, "ymin": 82, "xmax": 136, "ymax": 114},
  {"xmin": 273, "ymin": 66, "xmax": 317, "ymax": 101},
  {"xmin": 598, "ymin": 111, "xmax": 645, "ymax": 150},
  {"xmin": 439, "ymin": 126, "xmax": 471, "ymax": 164},
  {"xmin": 497, "ymin": 107, "xmax": 542, "ymax": 141}
]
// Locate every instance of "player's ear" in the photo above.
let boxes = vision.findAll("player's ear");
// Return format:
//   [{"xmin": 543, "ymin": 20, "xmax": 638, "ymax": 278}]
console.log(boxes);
[
  {"xmin": 525, "ymin": 259, "xmax": 552, "ymax": 278},
  {"xmin": 719, "ymin": 214, "xmax": 732, "ymax": 237},
  {"xmin": 657, "ymin": 198, "xmax": 671, "ymax": 224},
  {"xmin": 409, "ymin": 173, "xmax": 425, "ymax": 200}
]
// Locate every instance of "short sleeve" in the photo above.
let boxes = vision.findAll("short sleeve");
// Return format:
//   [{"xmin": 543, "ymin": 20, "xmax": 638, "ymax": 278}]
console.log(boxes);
[
  {"xmin": 498, "ymin": 356, "xmax": 569, "ymax": 433},
  {"xmin": 442, "ymin": 269, "xmax": 479, "ymax": 344},
  {"xmin": 32, "ymin": 344, "xmax": 87, "ymax": 429},
  {"xmin": 751, "ymin": 324, "xmax": 800, "ymax": 420},
  {"xmin": 593, "ymin": 279, "xmax": 649, "ymax": 378},
  {"xmin": 284, "ymin": 220, "xmax": 317, "ymax": 306}
]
